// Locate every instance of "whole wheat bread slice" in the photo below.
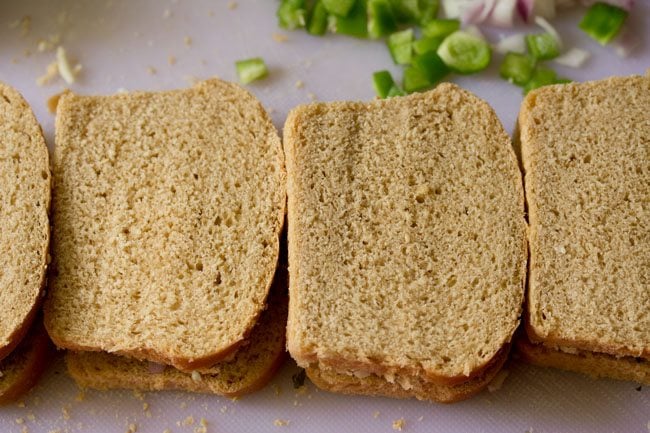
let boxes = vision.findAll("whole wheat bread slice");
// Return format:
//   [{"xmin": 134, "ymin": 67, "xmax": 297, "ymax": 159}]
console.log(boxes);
[
  {"xmin": 307, "ymin": 346, "xmax": 509, "ymax": 403},
  {"xmin": 0, "ymin": 319, "xmax": 54, "ymax": 405},
  {"xmin": 520, "ymin": 75, "xmax": 649, "ymax": 361},
  {"xmin": 66, "ymin": 287, "xmax": 287, "ymax": 397},
  {"xmin": 516, "ymin": 335, "xmax": 649, "ymax": 385},
  {"xmin": 284, "ymin": 83, "xmax": 527, "ymax": 389},
  {"xmin": 44, "ymin": 79, "xmax": 286, "ymax": 371},
  {"xmin": 0, "ymin": 82, "xmax": 51, "ymax": 362}
]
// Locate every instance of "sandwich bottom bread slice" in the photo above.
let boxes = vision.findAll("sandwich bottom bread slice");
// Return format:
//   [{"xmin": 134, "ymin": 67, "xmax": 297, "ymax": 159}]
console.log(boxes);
[
  {"xmin": 66, "ymin": 278, "xmax": 288, "ymax": 397},
  {"xmin": 0, "ymin": 319, "xmax": 54, "ymax": 405},
  {"xmin": 307, "ymin": 347, "xmax": 509, "ymax": 403},
  {"xmin": 516, "ymin": 336, "xmax": 650, "ymax": 385}
]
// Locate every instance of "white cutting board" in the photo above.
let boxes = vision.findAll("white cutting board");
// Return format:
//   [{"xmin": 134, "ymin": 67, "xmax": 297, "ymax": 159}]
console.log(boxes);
[{"xmin": 0, "ymin": 1, "xmax": 649, "ymax": 432}]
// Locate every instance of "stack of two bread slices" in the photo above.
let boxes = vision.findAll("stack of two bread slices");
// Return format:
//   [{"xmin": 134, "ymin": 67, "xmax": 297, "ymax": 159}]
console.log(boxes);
[
  {"xmin": 283, "ymin": 84, "xmax": 528, "ymax": 402},
  {"xmin": 0, "ymin": 82, "xmax": 53, "ymax": 405},
  {"xmin": 44, "ymin": 79, "xmax": 288, "ymax": 396}
]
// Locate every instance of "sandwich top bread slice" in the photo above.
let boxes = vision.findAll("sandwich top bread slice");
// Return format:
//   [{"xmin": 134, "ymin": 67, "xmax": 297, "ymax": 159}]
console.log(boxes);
[
  {"xmin": 0, "ymin": 319, "xmax": 54, "ymax": 405},
  {"xmin": 284, "ymin": 83, "xmax": 527, "ymax": 393},
  {"xmin": 66, "ymin": 285, "xmax": 288, "ymax": 397},
  {"xmin": 44, "ymin": 79, "xmax": 286, "ymax": 371},
  {"xmin": 0, "ymin": 82, "xmax": 51, "ymax": 362},
  {"xmin": 519, "ymin": 75, "xmax": 649, "ymax": 362}
]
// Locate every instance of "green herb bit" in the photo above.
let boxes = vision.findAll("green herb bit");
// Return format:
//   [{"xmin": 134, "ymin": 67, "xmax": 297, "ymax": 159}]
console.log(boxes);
[
  {"xmin": 413, "ymin": 36, "xmax": 443, "ymax": 55},
  {"xmin": 323, "ymin": 0, "xmax": 357, "ymax": 16},
  {"xmin": 412, "ymin": 50, "xmax": 449, "ymax": 84},
  {"xmin": 368, "ymin": 0, "xmax": 398, "ymax": 38},
  {"xmin": 437, "ymin": 31, "xmax": 491, "ymax": 74},
  {"xmin": 372, "ymin": 70, "xmax": 397, "ymax": 98},
  {"xmin": 235, "ymin": 57, "xmax": 269, "ymax": 84},
  {"xmin": 329, "ymin": 0, "xmax": 368, "ymax": 37},
  {"xmin": 277, "ymin": 0, "xmax": 307, "ymax": 30},
  {"xmin": 499, "ymin": 52, "xmax": 536, "ymax": 86},
  {"xmin": 387, "ymin": 28, "xmax": 414, "ymax": 64},
  {"xmin": 403, "ymin": 65, "xmax": 431, "ymax": 93},
  {"xmin": 523, "ymin": 66, "xmax": 570, "ymax": 94},
  {"xmin": 422, "ymin": 18, "xmax": 460, "ymax": 39},
  {"xmin": 307, "ymin": 0, "xmax": 329, "ymax": 35},
  {"xmin": 579, "ymin": 2, "xmax": 628, "ymax": 45},
  {"xmin": 525, "ymin": 33, "xmax": 561, "ymax": 60}
]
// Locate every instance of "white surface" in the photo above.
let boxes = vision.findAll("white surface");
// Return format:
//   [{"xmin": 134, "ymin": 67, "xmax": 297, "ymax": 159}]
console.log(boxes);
[{"xmin": 1, "ymin": 1, "xmax": 649, "ymax": 432}]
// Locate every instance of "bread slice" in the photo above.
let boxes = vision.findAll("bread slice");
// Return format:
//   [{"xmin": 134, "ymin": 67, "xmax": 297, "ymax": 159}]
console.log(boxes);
[
  {"xmin": 284, "ymin": 83, "xmax": 527, "ymax": 390},
  {"xmin": 0, "ymin": 319, "xmax": 54, "ymax": 405},
  {"xmin": 516, "ymin": 334, "xmax": 650, "ymax": 385},
  {"xmin": 0, "ymin": 82, "xmax": 51, "ymax": 362},
  {"xmin": 520, "ymin": 75, "xmax": 649, "ymax": 361},
  {"xmin": 307, "ymin": 346, "xmax": 509, "ymax": 403},
  {"xmin": 44, "ymin": 79, "xmax": 286, "ymax": 371},
  {"xmin": 66, "ymin": 285, "xmax": 288, "ymax": 397}
]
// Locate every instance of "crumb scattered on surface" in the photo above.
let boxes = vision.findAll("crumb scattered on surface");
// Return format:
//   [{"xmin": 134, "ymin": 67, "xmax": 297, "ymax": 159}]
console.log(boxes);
[
  {"xmin": 274, "ymin": 419, "xmax": 289, "ymax": 427},
  {"xmin": 16, "ymin": 401, "xmax": 25, "ymax": 408},
  {"xmin": 15, "ymin": 418, "xmax": 25, "ymax": 425},
  {"xmin": 392, "ymin": 418, "xmax": 405, "ymax": 431},
  {"xmin": 307, "ymin": 92, "xmax": 317, "ymax": 101},
  {"xmin": 127, "ymin": 423, "xmax": 137, "ymax": 433},
  {"xmin": 133, "ymin": 390, "xmax": 145, "ymax": 401},
  {"xmin": 373, "ymin": 411, "xmax": 380, "ymax": 419},
  {"xmin": 147, "ymin": 66, "xmax": 157, "ymax": 75},
  {"xmin": 27, "ymin": 414, "xmax": 36, "ymax": 422},
  {"xmin": 168, "ymin": 55, "xmax": 177, "ymax": 65},
  {"xmin": 36, "ymin": 61, "xmax": 58, "ymax": 86},
  {"xmin": 295, "ymin": 80, "xmax": 304, "ymax": 89},
  {"xmin": 418, "ymin": 416, "xmax": 424, "ymax": 422},
  {"xmin": 74, "ymin": 388, "xmax": 86, "ymax": 402},
  {"xmin": 179, "ymin": 402, "xmax": 188, "ymax": 409},
  {"xmin": 163, "ymin": 8, "xmax": 172, "ymax": 18},
  {"xmin": 62, "ymin": 405, "xmax": 71, "ymax": 420},
  {"xmin": 272, "ymin": 33, "xmax": 288, "ymax": 43},
  {"xmin": 182, "ymin": 416, "xmax": 195, "ymax": 426},
  {"xmin": 184, "ymin": 36, "xmax": 192, "ymax": 46},
  {"xmin": 227, "ymin": 1, "xmax": 238, "ymax": 10}
]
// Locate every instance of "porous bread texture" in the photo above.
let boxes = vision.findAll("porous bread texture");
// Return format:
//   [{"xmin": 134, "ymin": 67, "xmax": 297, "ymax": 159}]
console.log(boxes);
[
  {"xmin": 520, "ymin": 75, "xmax": 650, "ymax": 359},
  {"xmin": 284, "ymin": 83, "xmax": 527, "ymax": 385},
  {"xmin": 0, "ymin": 82, "xmax": 51, "ymax": 362},
  {"xmin": 66, "ymin": 287, "xmax": 288, "ymax": 397},
  {"xmin": 307, "ymin": 347, "xmax": 509, "ymax": 403},
  {"xmin": 45, "ymin": 79, "xmax": 286, "ymax": 371},
  {"xmin": 0, "ymin": 320, "xmax": 54, "ymax": 405},
  {"xmin": 516, "ymin": 335, "xmax": 650, "ymax": 385}
]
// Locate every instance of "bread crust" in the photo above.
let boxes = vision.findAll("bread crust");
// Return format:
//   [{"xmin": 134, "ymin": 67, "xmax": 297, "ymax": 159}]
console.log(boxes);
[
  {"xmin": 0, "ymin": 82, "xmax": 51, "ymax": 362},
  {"xmin": 306, "ymin": 346, "xmax": 509, "ymax": 403},
  {"xmin": 0, "ymin": 320, "xmax": 55, "ymax": 405},
  {"xmin": 520, "ymin": 76, "xmax": 650, "ymax": 360},
  {"xmin": 285, "ymin": 83, "xmax": 526, "ymax": 385},
  {"xmin": 45, "ymin": 79, "xmax": 286, "ymax": 371},
  {"xmin": 516, "ymin": 333, "xmax": 650, "ymax": 385}
]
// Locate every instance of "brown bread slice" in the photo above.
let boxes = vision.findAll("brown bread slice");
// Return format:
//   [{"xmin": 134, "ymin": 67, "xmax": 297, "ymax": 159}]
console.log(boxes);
[
  {"xmin": 306, "ymin": 347, "xmax": 509, "ymax": 403},
  {"xmin": 0, "ymin": 82, "xmax": 51, "ymax": 362},
  {"xmin": 0, "ymin": 320, "xmax": 54, "ymax": 405},
  {"xmin": 45, "ymin": 79, "xmax": 286, "ymax": 371},
  {"xmin": 284, "ymin": 83, "xmax": 527, "ymax": 388},
  {"xmin": 66, "ymin": 289, "xmax": 287, "ymax": 397},
  {"xmin": 520, "ymin": 75, "xmax": 650, "ymax": 360},
  {"xmin": 516, "ymin": 335, "xmax": 650, "ymax": 385}
]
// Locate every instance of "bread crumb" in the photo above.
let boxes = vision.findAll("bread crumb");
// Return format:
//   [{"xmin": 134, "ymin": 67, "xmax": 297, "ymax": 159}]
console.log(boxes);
[
  {"xmin": 274, "ymin": 419, "xmax": 289, "ymax": 427},
  {"xmin": 488, "ymin": 369, "xmax": 509, "ymax": 393},
  {"xmin": 147, "ymin": 66, "xmax": 157, "ymax": 75},
  {"xmin": 373, "ymin": 411, "xmax": 380, "ymax": 419},
  {"xmin": 392, "ymin": 418, "xmax": 405, "ymax": 431},
  {"xmin": 163, "ymin": 9, "xmax": 172, "ymax": 18},
  {"xmin": 62, "ymin": 406, "xmax": 71, "ymax": 420},
  {"xmin": 127, "ymin": 423, "xmax": 137, "ymax": 433},
  {"xmin": 21, "ymin": 427, "xmax": 28, "ymax": 433},
  {"xmin": 220, "ymin": 405, "xmax": 228, "ymax": 414},
  {"xmin": 179, "ymin": 402, "xmax": 188, "ymax": 409},
  {"xmin": 227, "ymin": 1, "xmax": 238, "ymax": 10},
  {"xmin": 182, "ymin": 416, "xmax": 195, "ymax": 426},
  {"xmin": 272, "ymin": 33, "xmax": 288, "ymax": 43},
  {"xmin": 185, "ymin": 75, "xmax": 199, "ymax": 85},
  {"xmin": 417, "ymin": 416, "xmax": 424, "ymax": 422},
  {"xmin": 295, "ymin": 80, "xmax": 304, "ymax": 89},
  {"xmin": 163, "ymin": 430, "xmax": 171, "ymax": 433},
  {"xmin": 168, "ymin": 55, "xmax": 177, "ymax": 65},
  {"xmin": 193, "ymin": 418, "xmax": 208, "ymax": 433},
  {"xmin": 15, "ymin": 418, "xmax": 25, "ymax": 424},
  {"xmin": 184, "ymin": 36, "xmax": 192, "ymax": 46},
  {"xmin": 56, "ymin": 46, "xmax": 82, "ymax": 85},
  {"xmin": 74, "ymin": 388, "xmax": 86, "ymax": 402},
  {"xmin": 133, "ymin": 390, "xmax": 145, "ymax": 401},
  {"xmin": 27, "ymin": 414, "xmax": 36, "ymax": 422},
  {"xmin": 16, "ymin": 401, "xmax": 25, "ymax": 407},
  {"xmin": 307, "ymin": 92, "xmax": 317, "ymax": 101},
  {"xmin": 36, "ymin": 61, "xmax": 59, "ymax": 86}
]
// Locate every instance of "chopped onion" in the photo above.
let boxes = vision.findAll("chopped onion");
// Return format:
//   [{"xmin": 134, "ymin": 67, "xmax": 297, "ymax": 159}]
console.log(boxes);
[
  {"xmin": 441, "ymin": 0, "xmax": 480, "ymax": 19},
  {"xmin": 535, "ymin": 16, "xmax": 563, "ymax": 49},
  {"xmin": 488, "ymin": 0, "xmax": 517, "ymax": 27},
  {"xmin": 516, "ymin": 0, "xmax": 535, "ymax": 21},
  {"xmin": 495, "ymin": 33, "xmax": 527, "ymax": 54},
  {"xmin": 611, "ymin": 25, "xmax": 640, "ymax": 57},
  {"xmin": 462, "ymin": 0, "xmax": 496, "ymax": 25},
  {"xmin": 553, "ymin": 47, "xmax": 591, "ymax": 67},
  {"xmin": 147, "ymin": 361, "xmax": 166, "ymax": 374}
]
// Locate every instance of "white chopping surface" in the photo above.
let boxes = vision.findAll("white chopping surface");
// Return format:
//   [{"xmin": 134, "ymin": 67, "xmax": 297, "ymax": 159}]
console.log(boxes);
[{"xmin": 0, "ymin": 1, "xmax": 649, "ymax": 432}]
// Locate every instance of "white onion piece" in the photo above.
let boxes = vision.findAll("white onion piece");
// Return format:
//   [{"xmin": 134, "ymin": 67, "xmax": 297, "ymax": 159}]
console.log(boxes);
[
  {"xmin": 553, "ymin": 47, "xmax": 591, "ymax": 67},
  {"xmin": 612, "ymin": 25, "xmax": 640, "ymax": 57},
  {"xmin": 462, "ymin": 0, "xmax": 497, "ymax": 25},
  {"xmin": 488, "ymin": 0, "xmax": 517, "ymax": 27},
  {"xmin": 535, "ymin": 16, "xmax": 563, "ymax": 49},
  {"xmin": 147, "ymin": 361, "xmax": 166, "ymax": 374},
  {"xmin": 464, "ymin": 25, "xmax": 486, "ymax": 40},
  {"xmin": 495, "ymin": 33, "xmax": 527, "ymax": 54},
  {"xmin": 517, "ymin": 0, "xmax": 535, "ymax": 21},
  {"xmin": 441, "ymin": 0, "xmax": 480, "ymax": 18}
]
